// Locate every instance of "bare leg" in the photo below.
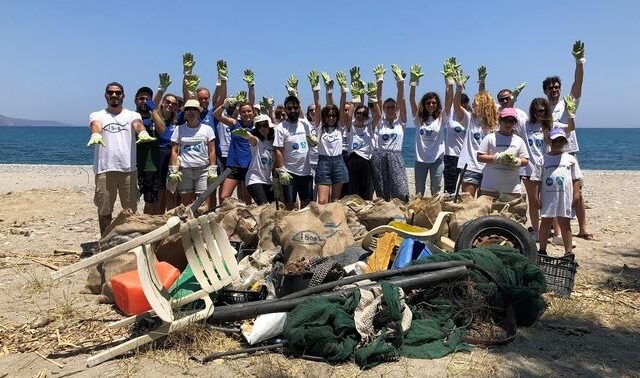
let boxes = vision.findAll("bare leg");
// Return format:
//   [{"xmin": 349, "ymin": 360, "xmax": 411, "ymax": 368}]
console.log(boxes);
[
  {"xmin": 462, "ymin": 182, "xmax": 477, "ymax": 197},
  {"xmin": 220, "ymin": 178, "xmax": 239, "ymax": 203},
  {"xmin": 330, "ymin": 183, "xmax": 343, "ymax": 202},
  {"xmin": 179, "ymin": 193, "xmax": 195, "ymax": 206},
  {"xmin": 538, "ymin": 217, "xmax": 553, "ymax": 252},
  {"xmin": 237, "ymin": 182, "xmax": 252, "ymax": 205},
  {"xmin": 317, "ymin": 184, "xmax": 331, "ymax": 204},
  {"xmin": 522, "ymin": 179, "xmax": 539, "ymax": 232},
  {"xmin": 574, "ymin": 188, "xmax": 589, "ymax": 235},
  {"xmin": 558, "ymin": 217, "xmax": 573, "ymax": 254}
]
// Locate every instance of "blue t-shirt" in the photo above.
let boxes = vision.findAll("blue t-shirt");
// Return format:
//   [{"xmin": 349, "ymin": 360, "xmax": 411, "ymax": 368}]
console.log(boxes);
[
  {"xmin": 227, "ymin": 121, "xmax": 253, "ymax": 168},
  {"xmin": 158, "ymin": 122, "xmax": 176, "ymax": 148}
]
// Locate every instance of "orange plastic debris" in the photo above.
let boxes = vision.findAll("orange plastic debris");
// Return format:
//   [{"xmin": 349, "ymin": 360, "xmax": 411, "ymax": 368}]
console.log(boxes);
[{"xmin": 110, "ymin": 261, "xmax": 180, "ymax": 316}]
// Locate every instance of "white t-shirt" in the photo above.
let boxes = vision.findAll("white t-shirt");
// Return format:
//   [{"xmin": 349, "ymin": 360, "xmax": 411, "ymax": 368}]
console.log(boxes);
[
  {"xmin": 531, "ymin": 152, "xmax": 583, "ymax": 218},
  {"xmin": 445, "ymin": 112, "xmax": 466, "ymax": 157},
  {"xmin": 347, "ymin": 124, "xmax": 374, "ymax": 160},
  {"xmin": 273, "ymin": 118, "xmax": 312, "ymax": 176},
  {"xmin": 375, "ymin": 116, "xmax": 405, "ymax": 152},
  {"xmin": 478, "ymin": 132, "xmax": 528, "ymax": 193},
  {"xmin": 456, "ymin": 109, "xmax": 494, "ymax": 173},
  {"xmin": 89, "ymin": 108, "xmax": 142, "ymax": 174},
  {"xmin": 517, "ymin": 121, "xmax": 545, "ymax": 177},
  {"xmin": 413, "ymin": 114, "xmax": 446, "ymax": 163},
  {"xmin": 171, "ymin": 123, "xmax": 216, "ymax": 168},
  {"xmin": 318, "ymin": 125, "xmax": 344, "ymax": 157},
  {"xmin": 246, "ymin": 139, "xmax": 274, "ymax": 185},
  {"xmin": 551, "ymin": 98, "xmax": 580, "ymax": 153},
  {"xmin": 308, "ymin": 124, "xmax": 319, "ymax": 165},
  {"xmin": 216, "ymin": 120, "xmax": 232, "ymax": 157}
]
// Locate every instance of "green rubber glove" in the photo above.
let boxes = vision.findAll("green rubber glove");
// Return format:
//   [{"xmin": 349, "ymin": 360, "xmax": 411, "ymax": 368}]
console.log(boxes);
[
  {"xmin": 366, "ymin": 81, "xmax": 377, "ymax": 100},
  {"xmin": 136, "ymin": 130, "xmax": 156, "ymax": 144},
  {"xmin": 307, "ymin": 70, "xmax": 320, "ymax": 91},
  {"xmin": 441, "ymin": 58, "xmax": 455, "ymax": 84},
  {"xmin": 285, "ymin": 75, "xmax": 299, "ymax": 96},
  {"xmin": 350, "ymin": 80, "xmax": 365, "ymax": 98},
  {"xmin": 336, "ymin": 71, "xmax": 348, "ymax": 91},
  {"xmin": 159, "ymin": 73, "xmax": 171, "ymax": 91},
  {"xmin": 409, "ymin": 64, "xmax": 424, "ymax": 86},
  {"xmin": 391, "ymin": 64, "xmax": 406, "ymax": 82},
  {"xmin": 182, "ymin": 52, "xmax": 195, "ymax": 75},
  {"xmin": 321, "ymin": 71, "xmax": 334, "ymax": 89},
  {"xmin": 217, "ymin": 59, "xmax": 228, "ymax": 81},
  {"xmin": 306, "ymin": 134, "xmax": 318, "ymax": 147},
  {"xmin": 563, "ymin": 95, "xmax": 577, "ymax": 118},
  {"xmin": 349, "ymin": 66, "xmax": 361, "ymax": 83},
  {"xmin": 512, "ymin": 82, "xmax": 527, "ymax": 102},
  {"xmin": 231, "ymin": 128, "xmax": 251, "ymax": 138},
  {"xmin": 207, "ymin": 165, "xmax": 218, "ymax": 182},
  {"xmin": 236, "ymin": 90, "xmax": 247, "ymax": 105},
  {"xmin": 572, "ymin": 40, "xmax": 585, "ymax": 62},
  {"xmin": 477, "ymin": 66, "xmax": 487, "ymax": 83},
  {"xmin": 373, "ymin": 64, "xmax": 386, "ymax": 83},
  {"xmin": 223, "ymin": 97, "xmax": 237, "ymax": 109},
  {"xmin": 276, "ymin": 167, "xmax": 292, "ymax": 185},
  {"xmin": 87, "ymin": 133, "xmax": 106, "ymax": 148},
  {"xmin": 259, "ymin": 96, "xmax": 273, "ymax": 111},
  {"xmin": 454, "ymin": 68, "xmax": 470, "ymax": 87},
  {"xmin": 243, "ymin": 69, "xmax": 255, "ymax": 86},
  {"xmin": 184, "ymin": 74, "xmax": 200, "ymax": 97},
  {"xmin": 168, "ymin": 166, "xmax": 182, "ymax": 183}
]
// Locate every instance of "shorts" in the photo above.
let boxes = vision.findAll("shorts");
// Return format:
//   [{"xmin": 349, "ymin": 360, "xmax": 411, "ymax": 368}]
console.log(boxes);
[
  {"xmin": 178, "ymin": 166, "xmax": 208, "ymax": 194},
  {"xmin": 157, "ymin": 147, "xmax": 172, "ymax": 189},
  {"xmin": 137, "ymin": 171, "xmax": 161, "ymax": 203},
  {"xmin": 218, "ymin": 156, "xmax": 228, "ymax": 174},
  {"xmin": 247, "ymin": 183, "xmax": 274, "ymax": 205},
  {"xmin": 282, "ymin": 173, "xmax": 314, "ymax": 204},
  {"xmin": 315, "ymin": 155, "xmax": 349, "ymax": 185},
  {"xmin": 94, "ymin": 171, "xmax": 138, "ymax": 216},
  {"xmin": 228, "ymin": 166, "xmax": 249, "ymax": 181},
  {"xmin": 462, "ymin": 170, "xmax": 483, "ymax": 186}
]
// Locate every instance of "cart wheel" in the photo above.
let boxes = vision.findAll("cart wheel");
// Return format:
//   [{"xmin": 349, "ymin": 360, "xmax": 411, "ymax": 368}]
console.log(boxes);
[{"xmin": 454, "ymin": 216, "xmax": 537, "ymax": 261}]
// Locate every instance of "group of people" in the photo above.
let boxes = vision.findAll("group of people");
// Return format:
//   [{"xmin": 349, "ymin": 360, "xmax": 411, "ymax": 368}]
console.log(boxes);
[{"xmin": 88, "ymin": 41, "xmax": 596, "ymax": 258}]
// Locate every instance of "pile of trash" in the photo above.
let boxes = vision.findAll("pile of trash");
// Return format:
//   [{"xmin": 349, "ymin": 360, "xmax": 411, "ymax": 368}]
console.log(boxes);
[{"xmin": 82, "ymin": 193, "xmax": 544, "ymax": 369}]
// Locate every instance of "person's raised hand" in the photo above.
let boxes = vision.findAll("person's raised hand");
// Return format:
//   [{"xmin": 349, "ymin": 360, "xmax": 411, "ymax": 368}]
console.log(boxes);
[
  {"xmin": 409, "ymin": 64, "xmax": 424, "ymax": 86},
  {"xmin": 572, "ymin": 40, "xmax": 586, "ymax": 63},
  {"xmin": 307, "ymin": 70, "xmax": 320, "ymax": 91},
  {"xmin": 243, "ymin": 69, "xmax": 255, "ymax": 86},
  {"xmin": 285, "ymin": 75, "xmax": 299, "ymax": 96},
  {"xmin": 217, "ymin": 59, "xmax": 228, "ymax": 81},
  {"xmin": 373, "ymin": 64, "xmax": 386, "ymax": 83},
  {"xmin": 391, "ymin": 64, "xmax": 406, "ymax": 82},
  {"xmin": 512, "ymin": 82, "xmax": 527, "ymax": 102},
  {"xmin": 477, "ymin": 65, "xmax": 487, "ymax": 83},
  {"xmin": 336, "ymin": 71, "xmax": 348, "ymax": 92},
  {"xmin": 183, "ymin": 52, "xmax": 195, "ymax": 75},
  {"xmin": 159, "ymin": 73, "xmax": 171, "ymax": 90}
]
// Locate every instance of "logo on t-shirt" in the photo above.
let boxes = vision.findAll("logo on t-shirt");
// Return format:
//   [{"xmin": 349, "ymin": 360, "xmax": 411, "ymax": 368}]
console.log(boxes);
[
  {"xmin": 545, "ymin": 177, "xmax": 554, "ymax": 186},
  {"xmin": 454, "ymin": 126, "xmax": 464, "ymax": 133},
  {"xmin": 473, "ymin": 132, "xmax": 482, "ymax": 141},
  {"xmin": 291, "ymin": 142, "xmax": 299, "ymax": 150},
  {"xmin": 556, "ymin": 176, "xmax": 564, "ymax": 186},
  {"xmin": 103, "ymin": 122, "xmax": 128, "ymax": 133}
]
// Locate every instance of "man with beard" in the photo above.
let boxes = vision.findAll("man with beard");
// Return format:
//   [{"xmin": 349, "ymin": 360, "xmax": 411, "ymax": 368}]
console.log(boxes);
[
  {"xmin": 88, "ymin": 82, "xmax": 157, "ymax": 235},
  {"xmin": 134, "ymin": 87, "xmax": 166, "ymax": 214},
  {"xmin": 274, "ymin": 95, "xmax": 314, "ymax": 210}
]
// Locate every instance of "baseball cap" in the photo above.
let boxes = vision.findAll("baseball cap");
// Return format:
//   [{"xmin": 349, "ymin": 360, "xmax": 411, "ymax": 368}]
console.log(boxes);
[
  {"xmin": 183, "ymin": 99, "xmax": 203, "ymax": 112},
  {"xmin": 549, "ymin": 128, "xmax": 568, "ymax": 140},
  {"xmin": 499, "ymin": 107, "xmax": 518, "ymax": 119},
  {"xmin": 135, "ymin": 86, "xmax": 153, "ymax": 98}
]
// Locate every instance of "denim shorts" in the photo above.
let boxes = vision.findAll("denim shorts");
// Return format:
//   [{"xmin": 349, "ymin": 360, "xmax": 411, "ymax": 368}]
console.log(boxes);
[
  {"xmin": 462, "ymin": 170, "xmax": 483, "ymax": 186},
  {"xmin": 315, "ymin": 155, "xmax": 349, "ymax": 185}
]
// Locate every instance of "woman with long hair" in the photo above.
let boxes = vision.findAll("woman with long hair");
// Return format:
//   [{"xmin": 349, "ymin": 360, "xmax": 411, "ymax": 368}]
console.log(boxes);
[
  {"xmin": 344, "ymin": 102, "xmax": 380, "ymax": 200},
  {"xmin": 454, "ymin": 88, "xmax": 499, "ymax": 197},
  {"xmin": 157, "ymin": 93, "xmax": 179, "ymax": 210},
  {"xmin": 409, "ymin": 65, "xmax": 453, "ymax": 197}
]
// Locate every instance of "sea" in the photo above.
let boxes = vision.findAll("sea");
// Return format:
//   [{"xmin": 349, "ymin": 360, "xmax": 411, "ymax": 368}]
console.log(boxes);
[{"xmin": 1, "ymin": 126, "xmax": 638, "ymax": 170}]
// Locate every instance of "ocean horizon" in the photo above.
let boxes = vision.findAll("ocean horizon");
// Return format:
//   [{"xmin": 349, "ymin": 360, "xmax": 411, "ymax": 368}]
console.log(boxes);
[{"xmin": 3, "ymin": 126, "xmax": 639, "ymax": 170}]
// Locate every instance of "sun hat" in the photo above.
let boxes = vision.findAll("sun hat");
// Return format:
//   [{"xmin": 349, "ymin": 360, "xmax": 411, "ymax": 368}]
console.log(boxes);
[
  {"xmin": 183, "ymin": 99, "xmax": 203, "ymax": 112},
  {"xmin": 499, "ymin": 107, "xmax": 518, "ymax": 120},
  {"xmin": 253, "ymin": 114, "xmax": 274, "ymax": 128}
]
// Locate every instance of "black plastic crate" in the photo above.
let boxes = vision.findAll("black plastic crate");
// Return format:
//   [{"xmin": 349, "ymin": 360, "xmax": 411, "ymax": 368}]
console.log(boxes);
[{"xmin": 537, "ymin": 254, "xmax": 578, "ymax": 297}]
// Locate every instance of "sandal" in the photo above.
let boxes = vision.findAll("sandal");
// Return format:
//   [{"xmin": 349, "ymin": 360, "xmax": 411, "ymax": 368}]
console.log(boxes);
[{"xmin": 575, "ymin": 233, "xmax": 599, "ymax": 241}]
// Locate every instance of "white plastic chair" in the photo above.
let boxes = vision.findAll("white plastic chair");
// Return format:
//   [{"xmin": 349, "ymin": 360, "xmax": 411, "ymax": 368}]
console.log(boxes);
[{"xmin": 52, "ymin": 213, "xmax": 239, "ymax": 366}]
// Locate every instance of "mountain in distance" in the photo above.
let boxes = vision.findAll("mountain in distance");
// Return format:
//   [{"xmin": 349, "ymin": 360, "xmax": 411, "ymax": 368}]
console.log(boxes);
[{"xmin": 0, "ymin": 114, "xmax": 72, "ymax": 127}]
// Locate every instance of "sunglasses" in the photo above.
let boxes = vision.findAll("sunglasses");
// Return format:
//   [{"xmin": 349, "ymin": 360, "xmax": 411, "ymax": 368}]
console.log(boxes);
[
  {"xmin": 355, "ymin": 111, "xmax": 368, "ymax": 116},
  {"xmin": 164, "ymin": 100, "xmax": 177, "ymax": 106},
  {"xmin": 498, "ymin": 96, "xmax": 511, "ymax": 103},
  {"xmin": 286, "ymin": 105, "xmax": 300, "ymax": 111},
  {"xmin": 107, "ymin": 90, "xmax": 123, "ymax": 96},
  {"xmin": 547, "ymin": 84, "xmax": 561, "ymax": 90},
  {"xmin": 326, "ymin": 113, "xmax": 338, "ymax": 118}
]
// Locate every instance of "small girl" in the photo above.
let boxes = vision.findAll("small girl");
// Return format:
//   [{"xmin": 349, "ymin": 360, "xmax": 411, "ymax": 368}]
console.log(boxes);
[{"xmin": 531, "ymin": 128, "xmax": 583, "ymax": 259}]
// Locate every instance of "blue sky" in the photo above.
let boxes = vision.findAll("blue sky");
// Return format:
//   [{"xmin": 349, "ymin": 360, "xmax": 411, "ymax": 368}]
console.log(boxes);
[{"xmin": 1, "ymin": 0, "xmax": 638, "ymax": 127}]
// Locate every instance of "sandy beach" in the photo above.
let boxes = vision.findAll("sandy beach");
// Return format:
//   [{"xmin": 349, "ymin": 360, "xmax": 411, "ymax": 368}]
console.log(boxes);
[{"xmin": 0, "ymin": 165, "xmax": 638, "ymax": 376}]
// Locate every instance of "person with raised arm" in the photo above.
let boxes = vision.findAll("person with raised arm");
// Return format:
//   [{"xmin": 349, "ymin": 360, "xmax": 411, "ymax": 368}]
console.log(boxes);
[
  {"xmin": 156, "ymin": 90, "xmax": 179, "ymax": 211},
  {"xmin": 87, "ymin": 82, "xmax": 157, "ymax": 235},
  {"xmin": 371, "ymin": 64, "xmax": 409, "ymax": 202},
  {"xmin": 409, "ymin": 62, "xmax": 453, "ymax": 197}
]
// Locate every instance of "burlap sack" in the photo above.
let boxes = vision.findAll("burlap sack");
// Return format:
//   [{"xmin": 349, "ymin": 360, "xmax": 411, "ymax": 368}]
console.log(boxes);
[
  {"xmin": 83, "ymin": 208, "xmax": 186, "ymax": 303},
  {"xmin": 273, "ymin": 208, "xmax": 326, "ymax": 263},
  {"xmin": 441, "ymin": 194, "xmax": 493, "ymax": 240},
  {"xmin": 338, "ymin": 195, "xmax": 369, "ymax": 241},
  {"xmin": 309, "ymin": 202, "xmax": 355, "ymax": 257},
  {"xmin": 489, "ymin": 193, "xmax": 528, "ymax": 224},
  {"xmin": 216, "ymin": 198, "xmax": 260, "ymax": 248},
  {"xmin": 257, "ymin": 203, "xmax": 288, "ymax": 251},
  {"xmin": 405, "ymin": 194, "xmax": 444, "ymax": 230},
  {"xmin": 358, "ymin": 198, "xmax": 406, "ymax": 230}
]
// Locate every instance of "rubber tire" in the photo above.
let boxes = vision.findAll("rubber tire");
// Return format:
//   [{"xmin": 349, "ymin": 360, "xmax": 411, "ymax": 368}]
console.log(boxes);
[{"xmin": 454, "ymin": 215, "xmax": 537, "ymax": 261}]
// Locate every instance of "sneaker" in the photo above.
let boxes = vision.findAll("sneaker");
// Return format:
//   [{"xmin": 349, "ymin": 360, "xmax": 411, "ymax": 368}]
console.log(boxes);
[{"xmin": 551, "ymin": 236, "xmax": 577, "ymax": 248}]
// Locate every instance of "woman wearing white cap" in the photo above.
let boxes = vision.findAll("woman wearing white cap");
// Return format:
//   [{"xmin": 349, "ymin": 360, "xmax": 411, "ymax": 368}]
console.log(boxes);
[
  {"xmin": 233, "ymin": 114, "xmax": 276, "ymax": 205},
  {"xmin": 167, "ymin": 99, "xmax": 217, "ymax": 206},
  {"xmin": 476, "ymin": 107, "xmax": 529, "ymax": 196}
]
